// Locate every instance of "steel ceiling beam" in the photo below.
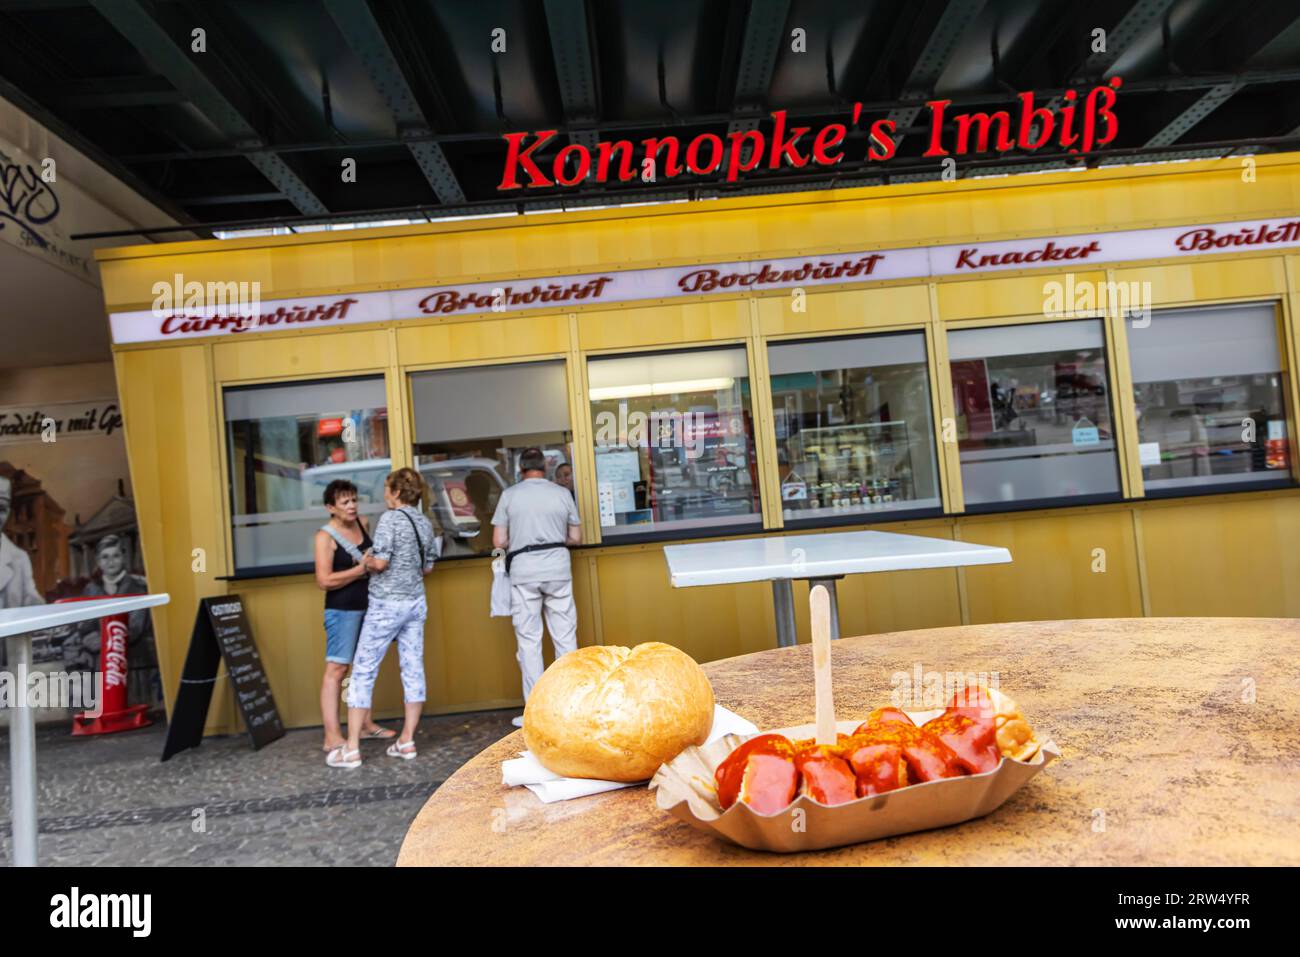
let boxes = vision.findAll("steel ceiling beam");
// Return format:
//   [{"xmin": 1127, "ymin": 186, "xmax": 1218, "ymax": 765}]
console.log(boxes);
[
  {"xmin": 1024, "ymin": 0, "xmax": 1235, "ymax": 173},
  {"xmin": 886, "ymin": 0, "xmax": 988, "ymax": 147},
  {"xmin": 322, "ymin": 0, "xmax": 465, "ymax": 205},
  {"xmin": 88, "ymin": 0, "xmax": 328, "ymax": 216},
  {"xmin": 0, "ymin": 60, "xmax": 199, "ymax": 235},
  {"xmin": 1140, "ymin": 7, "xmax": 1300, "ymax": 149},
  {"xmin": 1099, "ymin": 147, "xmax": 1231, "ymax": 166},
  {"xmin": 53, "ymin": 75, "xmax": 184, "ymax": 109},
  {"xmin": 1076, "ymin": 0, "xmax": 1178, "ymax": 80},
  {"xmin": 1144, "ymin": 80, "xmax": 1244, "ymax": 147},
  {"xmin": 0, "ymin": 0, "xmax": 84, "ymax": 8},
  {"xmin": 542, "ymin": 0, "xmax": 600, "ymax": 150},
  {"xmin": 108, "ymin": 65, "xmax": 1300, "ymax": 165},
  {"xmin": 728, "ymin": 0, "xmax": 790, "ymax": 137},
  {"xmin": 178, "ymin": 190, "xmax": 287, "ymax": 207},
  {"xmin": 74, "ymin": 132, "xmax": 1300, "ymax": 242},
  {"xmin": 732, "ymin": 0, "xmax": 789, "ymax": 109},
  {"xmin": 1036, "ymin": 0, "xmax": 1178, "ymax": 120}
]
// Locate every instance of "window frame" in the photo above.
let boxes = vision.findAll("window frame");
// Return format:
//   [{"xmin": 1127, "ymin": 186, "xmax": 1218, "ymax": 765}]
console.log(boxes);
[
  {"xmin": 585, "ymin": 342, "xmax": 766, "ymax": 544},
  {"xmin": 1124, "ymin": 301, "xmax": 1296, "ymax": 500},
  {"xmin": 763, "ymin": 329, "xmax": 947, "ymax": 527},
  {"xmin": 219, "ymin": 372, "xmax": 393, "ymax": 579},
  {"xmin": 210, "ymin": 296, "xmax": 1300, "ymax": 577},
  {"xmin": 944, "ymin": 315, "xmax": 1127, "ymax": 512},
  {"xmin": 406, "ymin": 357, "xmax": 578, "ymax": 563}
]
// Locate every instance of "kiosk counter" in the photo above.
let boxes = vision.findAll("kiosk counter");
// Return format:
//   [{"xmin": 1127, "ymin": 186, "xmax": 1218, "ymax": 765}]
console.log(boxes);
[{"xmin": 96, "ymin": 154, "xmax": 1300, "ymax": 734}]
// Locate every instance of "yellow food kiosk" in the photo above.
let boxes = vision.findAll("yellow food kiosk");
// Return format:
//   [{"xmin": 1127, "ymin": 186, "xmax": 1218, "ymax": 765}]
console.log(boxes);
[{"xmin": 96, "ymin": 153, "xmax": 1300, "ymax": 735}]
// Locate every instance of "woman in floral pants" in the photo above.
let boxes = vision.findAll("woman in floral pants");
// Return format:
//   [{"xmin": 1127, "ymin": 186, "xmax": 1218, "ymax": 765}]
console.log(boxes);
[{"xmin": 327, "ymin": 468, "xmax": 437, "ymax": 769}]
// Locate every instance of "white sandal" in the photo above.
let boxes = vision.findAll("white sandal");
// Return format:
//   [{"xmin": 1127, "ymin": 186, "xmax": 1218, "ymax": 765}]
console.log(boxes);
[
  {"xmin": 386, "ymin": 739, "xmax": 417, "ymax": 761},
  {"xmin": 327, "ymin": 745, "xmax": 362, "ymax": 769}
]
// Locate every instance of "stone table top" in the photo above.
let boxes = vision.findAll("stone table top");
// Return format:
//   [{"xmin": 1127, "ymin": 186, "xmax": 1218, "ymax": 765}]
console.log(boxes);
[{"xmin": 398, "ymin": 618, "xmax": 1300, "ymax": 866}]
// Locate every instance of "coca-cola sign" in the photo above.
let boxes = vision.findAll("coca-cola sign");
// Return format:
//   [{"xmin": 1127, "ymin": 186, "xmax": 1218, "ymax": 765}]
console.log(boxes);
[
  {"xmin": 103, "ymin": 618, "xmax": 129, "ymax": 690},
  {"xmin": 108, "ymin": 215, "xmax": 1300, "ymax": 345}
]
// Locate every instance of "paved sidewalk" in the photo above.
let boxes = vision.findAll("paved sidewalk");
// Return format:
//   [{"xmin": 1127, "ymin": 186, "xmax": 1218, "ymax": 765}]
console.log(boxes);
[{"xmin": 0, "ymin": 709, "xmax": 518, "ymax": 866}]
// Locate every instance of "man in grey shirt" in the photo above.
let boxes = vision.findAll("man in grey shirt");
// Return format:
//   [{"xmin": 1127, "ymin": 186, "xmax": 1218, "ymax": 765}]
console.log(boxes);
[{"xmin": 492, "ymin": 448, "xmax": 582, "ymax": 724}]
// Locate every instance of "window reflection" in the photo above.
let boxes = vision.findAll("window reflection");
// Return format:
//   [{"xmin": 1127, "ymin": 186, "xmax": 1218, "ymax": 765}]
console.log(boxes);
[
  {"xmin": 588, "ymin": 347, "xmax": 761, "ymax": 535},
  {"xmin": 225, "ymin": 376, "xmax": 389, "ymax": 573},
  {"xmin": 409, "ymin": 361, "xmax": 574, "ymax": 558},
  {"xmin": 1130, "ymin": 305, "xmax": 1290, "ymax": 491},
  {"xmin": 768, "ymin": 332, "xmax": 941, "ymax": 520},
  {"xmin": 949, "ymin": 320, "xmax": 1121, "ymax": 505}
]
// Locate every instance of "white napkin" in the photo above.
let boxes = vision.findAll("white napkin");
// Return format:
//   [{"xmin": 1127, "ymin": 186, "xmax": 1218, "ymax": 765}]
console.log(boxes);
[{"xmin": 501, "ymin": 704, "xmax": 758, "ymax": 804}]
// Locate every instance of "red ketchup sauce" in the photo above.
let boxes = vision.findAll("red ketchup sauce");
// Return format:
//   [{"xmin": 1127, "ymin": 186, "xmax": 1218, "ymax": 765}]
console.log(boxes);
[{"xmin": 715, "ymin": 689, "xmax": 1006, "ymax": 813}]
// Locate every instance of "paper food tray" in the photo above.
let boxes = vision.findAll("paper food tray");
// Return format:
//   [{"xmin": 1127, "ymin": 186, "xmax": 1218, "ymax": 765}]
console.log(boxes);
[{"xmin": 649, "ymin": 713, "xmax": 1059, "ymax": 853}]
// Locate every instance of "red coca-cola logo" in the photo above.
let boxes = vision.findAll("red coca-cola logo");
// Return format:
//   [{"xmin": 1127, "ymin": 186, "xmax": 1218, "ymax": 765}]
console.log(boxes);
[{"xmin": 103, "ymin": 619, "xmax": 129, "ymax": 689}]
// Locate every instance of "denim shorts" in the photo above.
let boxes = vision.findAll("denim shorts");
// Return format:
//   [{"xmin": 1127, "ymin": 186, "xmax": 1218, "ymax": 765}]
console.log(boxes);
[{"xmin": 323, "ymin": 608, "xmax": 365, "ymax": 664}]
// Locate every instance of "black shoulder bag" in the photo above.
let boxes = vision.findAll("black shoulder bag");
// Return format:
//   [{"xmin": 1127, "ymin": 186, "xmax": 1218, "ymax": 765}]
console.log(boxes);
[{"xmin": 398, "ymin": 509, "xmax": 428, "ymax": 567}]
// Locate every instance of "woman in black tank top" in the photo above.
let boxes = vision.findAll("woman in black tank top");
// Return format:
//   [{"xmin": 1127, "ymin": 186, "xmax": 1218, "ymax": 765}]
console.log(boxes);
[
  {"xmin": 313, "ymin": 480, "xmax": 395, "ymax": 753},
  {"xmin": 324, "ymin": 523, "xmax": 372, "ymax": 611}
]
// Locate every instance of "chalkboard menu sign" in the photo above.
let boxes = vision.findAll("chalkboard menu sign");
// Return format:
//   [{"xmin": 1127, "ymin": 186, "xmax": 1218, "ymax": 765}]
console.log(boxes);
[{"xmin": 161, "ymin": 595, "xmax": 285, "ymax": 761}]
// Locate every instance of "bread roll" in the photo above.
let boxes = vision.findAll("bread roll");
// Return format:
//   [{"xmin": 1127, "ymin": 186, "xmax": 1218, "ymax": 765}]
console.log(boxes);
[{"xmin": 523, "ymin": 642, "xmax": 715, "ymax": 782}]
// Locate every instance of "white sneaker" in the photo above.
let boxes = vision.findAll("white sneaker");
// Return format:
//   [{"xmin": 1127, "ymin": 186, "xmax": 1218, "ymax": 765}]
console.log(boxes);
[{"xmin": 511, "ymin": 715, "xmax": 524, "ymax": 728}]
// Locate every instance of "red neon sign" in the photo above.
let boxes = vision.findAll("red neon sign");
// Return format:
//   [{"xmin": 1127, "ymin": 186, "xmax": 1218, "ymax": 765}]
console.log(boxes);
[{"xmin": 498, "ymin": 79, "xmax": 1122, "ymax": 191}]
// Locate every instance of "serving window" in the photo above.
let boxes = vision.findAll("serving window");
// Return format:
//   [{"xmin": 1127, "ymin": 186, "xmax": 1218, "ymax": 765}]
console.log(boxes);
[
  {"xmin": 768, "ymin": 331, "xmax": 942, "ymax": 522},
  {"xmin": 948, "ymin": 319, "xmax": 1121, "ymax": 508},
  {"xmin": 1129, "ymin": 303, "xmax": 1290, "ymax": 493},
  {"xmin": 587, "ymin": 346, "xmax": 761, "ymax": 537},
  {"xmin": 409, "ymin": 360, "xmax": 574, "ymax": 558},
  {"xmin": 224, "ymin": 376, "xmax": 390, "ymax": 575}
]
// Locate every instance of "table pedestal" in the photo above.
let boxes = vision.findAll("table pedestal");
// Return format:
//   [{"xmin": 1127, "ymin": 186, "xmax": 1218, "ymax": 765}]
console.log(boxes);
[
  {"xmin": 771, "ymin": 581, "xmax": 796, "ymax": 647},
  {"xmin": 5, "ymin": 634, "xmax": 37, "ymax": 866},
  {"xmin": 772, "ymin": 577, "xmax": 842, "ymax": 646}
]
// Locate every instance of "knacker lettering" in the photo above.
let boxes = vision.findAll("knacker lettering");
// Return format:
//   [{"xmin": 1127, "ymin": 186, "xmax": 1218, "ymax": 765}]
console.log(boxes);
[{"xmin": 954, "ymin": 240, "xmax": 1102, "ymax": 270}]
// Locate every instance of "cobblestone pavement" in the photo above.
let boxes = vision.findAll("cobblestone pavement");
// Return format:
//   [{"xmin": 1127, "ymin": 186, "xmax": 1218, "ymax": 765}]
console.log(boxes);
[{"xmin": 0, "ymin": 709, "xmax": 518, "ymax": 866}]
